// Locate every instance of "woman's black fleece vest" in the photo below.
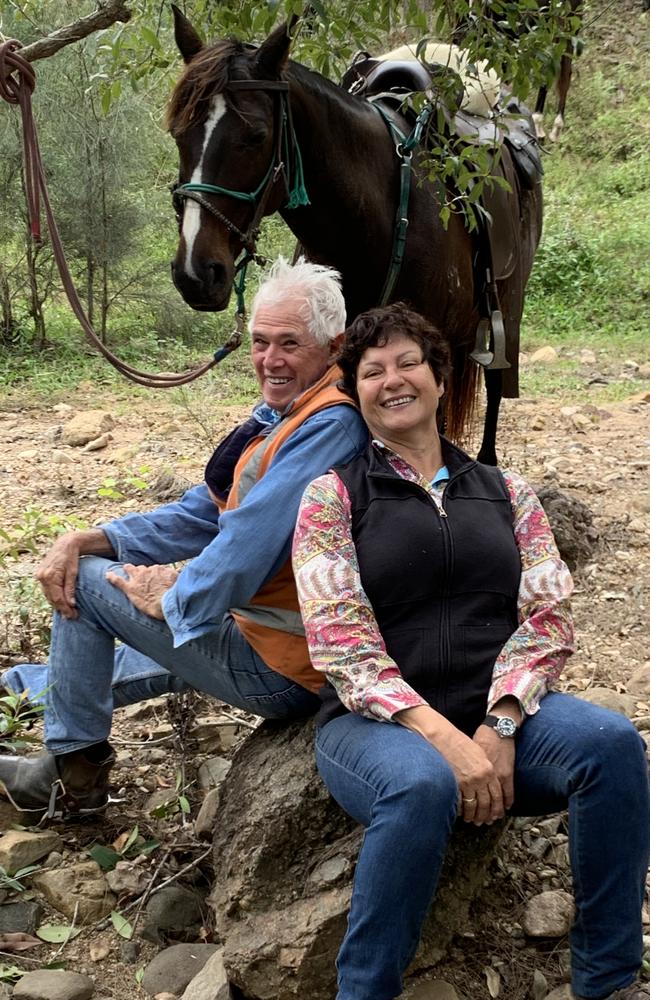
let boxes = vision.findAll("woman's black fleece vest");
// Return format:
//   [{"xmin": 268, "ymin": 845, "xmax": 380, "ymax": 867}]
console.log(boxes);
[{"xmin": 318, "ymin": 440, "xmax": 522, "ymax": 734}]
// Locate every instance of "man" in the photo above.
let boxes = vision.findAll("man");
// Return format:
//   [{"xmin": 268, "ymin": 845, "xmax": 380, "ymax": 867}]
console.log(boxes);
[{"xmin": 0, "ymin": 257, "xmax": 367, "ymax": 820}]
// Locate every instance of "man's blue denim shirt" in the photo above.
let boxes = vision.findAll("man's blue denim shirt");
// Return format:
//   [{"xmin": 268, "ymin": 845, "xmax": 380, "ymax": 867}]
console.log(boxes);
[{"xmin": 102, "ymin": 402, "xmax": 366, "ymax": 648}]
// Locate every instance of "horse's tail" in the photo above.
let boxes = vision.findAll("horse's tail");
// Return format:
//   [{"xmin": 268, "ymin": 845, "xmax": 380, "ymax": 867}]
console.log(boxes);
[{"xmin": 445, "ymin": 347, "xmax": 480, "ymax": 446}]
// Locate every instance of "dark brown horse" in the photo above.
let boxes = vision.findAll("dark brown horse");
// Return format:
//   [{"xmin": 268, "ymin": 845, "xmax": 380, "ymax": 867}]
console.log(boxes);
[{"xmin": 167, "ymin": 9, "xmax": 542, "ymax": 464}]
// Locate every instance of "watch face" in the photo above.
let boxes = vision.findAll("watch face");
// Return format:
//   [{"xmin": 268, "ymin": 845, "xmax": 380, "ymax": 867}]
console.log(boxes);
[{"xmin": 496, "ymin": 717, "xmax": 518, "ymax": 738}]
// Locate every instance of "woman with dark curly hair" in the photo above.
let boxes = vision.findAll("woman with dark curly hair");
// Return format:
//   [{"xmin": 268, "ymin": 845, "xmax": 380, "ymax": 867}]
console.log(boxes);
[{"xmin": 293, "ymin": 302, "xmax": 650, "ymax": 1000}]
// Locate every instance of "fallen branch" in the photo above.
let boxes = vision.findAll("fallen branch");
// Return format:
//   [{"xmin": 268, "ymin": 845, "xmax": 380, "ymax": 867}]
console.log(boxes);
[{"xmin": 18, "ymin": 0, "xmax": 132, "ymax": 63}]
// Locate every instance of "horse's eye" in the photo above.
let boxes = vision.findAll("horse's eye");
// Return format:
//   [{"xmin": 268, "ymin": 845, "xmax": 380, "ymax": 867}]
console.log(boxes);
[{"xmin": 246, "ymin": 129, "xmax": 268, "ymax": 148}]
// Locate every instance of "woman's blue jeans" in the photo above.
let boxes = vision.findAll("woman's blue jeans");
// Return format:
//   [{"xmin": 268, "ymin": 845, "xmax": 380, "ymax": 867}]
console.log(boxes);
[
  {"xmin": 316, "ymin": 692, "xmax": 650, "ymax": 1000},
  {"xmin": 3, "ymin": 556, "xmax": 318, "ymax": 753}
]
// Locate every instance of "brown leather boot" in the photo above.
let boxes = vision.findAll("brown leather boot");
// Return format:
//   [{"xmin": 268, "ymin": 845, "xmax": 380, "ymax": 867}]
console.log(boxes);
[{"xmin": 0, "ymin": 743, "xmax": 115, "ymax": 820}]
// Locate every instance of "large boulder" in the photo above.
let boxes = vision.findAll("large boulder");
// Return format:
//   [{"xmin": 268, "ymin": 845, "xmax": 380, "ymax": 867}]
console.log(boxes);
[
  {"xmin": 533, "ymin": 485, "xmax": 599, "ymax": 572},
  {"xmin": 210, "ymin": 719, "xmax": 505, "ymax": 1000}
]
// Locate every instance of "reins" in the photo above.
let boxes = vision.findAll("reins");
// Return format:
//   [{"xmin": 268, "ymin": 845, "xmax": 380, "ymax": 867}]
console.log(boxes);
[{"xmin": 0, "ymin": 39, "xmax": 244, "ymax": 388}]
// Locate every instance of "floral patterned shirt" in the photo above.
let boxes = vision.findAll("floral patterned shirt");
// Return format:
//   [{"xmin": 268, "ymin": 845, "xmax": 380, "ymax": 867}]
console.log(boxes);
[{"xmin": 292, "ymin": 444, "xmax": 575, "ymax": 722}]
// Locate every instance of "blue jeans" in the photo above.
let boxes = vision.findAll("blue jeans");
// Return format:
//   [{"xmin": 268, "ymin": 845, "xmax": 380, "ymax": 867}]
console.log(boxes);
[
  {"xmin": 3, "ymin": 556, "xmax": 318, "ymax": 754},
  {"xmin": 316, "ymin": 692, "xmax": 650, "ymax": 1000}
]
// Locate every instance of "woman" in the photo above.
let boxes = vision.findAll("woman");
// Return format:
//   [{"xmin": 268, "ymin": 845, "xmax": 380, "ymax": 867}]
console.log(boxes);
[{"xmin": 292, "ymin": 303, "xmax": 650, "ymax": 1000}]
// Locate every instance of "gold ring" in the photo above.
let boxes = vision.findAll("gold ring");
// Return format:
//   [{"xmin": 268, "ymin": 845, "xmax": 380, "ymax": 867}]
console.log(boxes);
[{"xmin": 462, "ymin": 797, "xmax": 477, "ymax": 804}]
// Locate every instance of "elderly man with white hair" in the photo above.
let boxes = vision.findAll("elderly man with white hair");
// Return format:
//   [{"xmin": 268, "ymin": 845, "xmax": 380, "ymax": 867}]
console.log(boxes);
[{"xmin": 0, "ymin": 257, "xmax": 366, "ymax": 820}]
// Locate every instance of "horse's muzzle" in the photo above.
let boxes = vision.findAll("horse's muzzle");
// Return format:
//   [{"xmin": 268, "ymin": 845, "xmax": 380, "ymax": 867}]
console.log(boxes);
[{"xmin": 170, "ymin": 259, "xmax": 232, "ymax": 312}]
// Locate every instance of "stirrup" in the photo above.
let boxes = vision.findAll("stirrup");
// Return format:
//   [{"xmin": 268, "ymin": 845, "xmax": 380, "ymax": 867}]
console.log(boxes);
[{"xmin": 470, "ymin": 311, "xmax": 511, "ymax": 370}]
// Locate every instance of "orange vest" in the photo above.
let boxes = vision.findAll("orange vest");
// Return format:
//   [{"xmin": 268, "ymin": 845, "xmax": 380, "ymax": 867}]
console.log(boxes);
[{"xmin": 217, "ymin": 366, "xmax": 355, "ymax": 692}]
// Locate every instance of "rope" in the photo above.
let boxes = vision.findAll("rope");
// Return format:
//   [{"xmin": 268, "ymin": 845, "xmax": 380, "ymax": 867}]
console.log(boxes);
[{"xmin": 0, "ymin": 39, "xmax": 242, "ymax": 388}]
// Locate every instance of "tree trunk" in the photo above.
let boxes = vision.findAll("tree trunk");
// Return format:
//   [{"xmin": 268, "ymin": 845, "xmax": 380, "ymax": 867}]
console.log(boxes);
[{"xmin": 0, "ymin": 263, "xmax": 16, "ymax": 346}]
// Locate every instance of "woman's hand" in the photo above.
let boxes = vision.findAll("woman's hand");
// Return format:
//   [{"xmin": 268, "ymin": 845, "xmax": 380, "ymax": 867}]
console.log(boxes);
[
  {"xmin": 106, "ymin": 564, "xmax": 179, "ymax": 619},
  {"xmin": 395, "ymin": 705, "xmax": 503, "ymax": 826},
  {"xmin": 36, "ymin": 529, "xmax": 113, "ymax": 619},
  {"xmin": 472, "ymin": 697, "xmax": 522, "ymax": 816}
]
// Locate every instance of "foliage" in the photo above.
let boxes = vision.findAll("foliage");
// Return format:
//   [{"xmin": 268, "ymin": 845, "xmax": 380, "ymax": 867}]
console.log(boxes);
[
  {"xmin": 97, "ymin": 465, "xmax": 152, "ymax": 500},
  {"xmin": 0, "ymin": 690, "xmax": 44, "ymax": 752},
  {"xmin": 0, "ymin": 507, "xmax": 87, "ymax": 567},
  {"xmin": 0, "ymin": 864, "xmax": 41, "ymax": 892},
  {"xmin": 89, "ymin": 824, "xmax": 160, "ymax": 871},
  {"xmin": 149, "ymin": 769, "xmax": 192, "ymax": 819}
]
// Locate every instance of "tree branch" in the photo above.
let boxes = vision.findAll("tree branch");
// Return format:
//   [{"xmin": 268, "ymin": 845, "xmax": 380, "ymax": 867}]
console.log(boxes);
[{"xmin": 18, "ymin": 0, "xmax": 132, "ymax": 63}]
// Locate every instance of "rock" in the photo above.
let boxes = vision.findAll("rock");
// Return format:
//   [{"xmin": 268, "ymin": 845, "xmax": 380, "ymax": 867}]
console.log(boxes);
[
  {"xmin": 576, "ymin": 687, "xmax": 637, "ymax": 717},
  {"xmin": 32, "ymin": 861, "xmax": 115, "ymax": 922},
  {"xmin": 181, "ymin": 948, "xmax": 231, "ymax": 1000},
  {"xmin": 141, "ymin": 944, "xmax": 220, "ymax": 997},
  {"xmin": 522, "ymin": 890, "xmax": 575, "ymax": 937},
  {"xmin": 120, "ymin": 940, "xmax": 140, "ymax": 964},
  {"xmin": 531, "ymin": 969, "xmax": 547, "ymax": 1000},
  {"xmin": 17, "ymin": 449, "xmax": 38, "ymax": 460},
  {"xmin": 0, "ymin": 799, "xmax": 31, "ymax": 829},
  {"xmin": 530, "ymin": 346, "xmax": 559, "ymax": 364},
  {"xmin": 532, "ymin": 486, "xmax": 599, "ymax": 572},
  {"xmin": 52, "ymin": 404, "xmax": 74, "ymax": 416},
  {"xmin": 12, "ymin": 970, "xmax": 95, "ymax": 1000},
  {"xmin": 570, "ymin": 412, "xmax": 592, "ymax": 432},
  {"xmin": 628, "ymin": 663, "xmax": 650, "ymax": 696},
  {"xmin": 579, "ymin": 349, "xmax": 596, "ymax": 364},
  {"xmin": 197, "ymin": 757, "xmax": 231, "ymax": 791},
  {"xmin": 531, "ymin": 416, "xmax": 546, "ymax": 431},
  {"xmin": 194, "ymin": 789, "xmax": 220, "ymax": 841},
  {"xmin": 50, "ymin": 450, "xmax": 76, "ymax": 465},
  {"xmin": 0, "ymin": 900, "xmax": 43, "ymax": 934},
  {"xmin": 406, "ymin": 981, "xmax": 459, "ymax": 999},
  {"xmin": 0, "ymin": 830, "xmax": 62, "ymax": 872},
  {"xmin": 142, "ymin": 885, "xmax": 205, "ymax": 944},
  {"xmin": 119, "ymin": 697, "xmax": 170, "ymax": 721},
  {"xmin": 210, "ymin": 719, "xmax": 506, "ymax": 1000},
  {"xmin": 82, "ymin": 432, "xmax": 112, "ymax": 452},
  {"xmin": 89, "ymin": 940, "xmax": 110, "ymax": 962},
  {"xmin": 543, "ymin": 987, "xmax": 573, "ymax": 1000},
  {"xmin": 149, "ymin": 469, "xmax": 192, "ymax": 503},
  {"xmin": 62, "ymin": 411, "xmax": 115, "ymax": 447},
  {"xmin": 638, "ymin": 362, "xmax": 650, "ymax": 379},
  {"xmin": 623, "ymin": 359, "xmax": 640, "ymax": 372},
  {"xmin": 105, "ymin": 860, "xmax": 149, "ymax": 897}
]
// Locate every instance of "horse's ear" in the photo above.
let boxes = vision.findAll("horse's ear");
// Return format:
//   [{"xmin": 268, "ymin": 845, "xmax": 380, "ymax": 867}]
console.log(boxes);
[
  {"xmin": 171, "ymin": 3, "xmax": 204, "ymax": 63},
  {"xmin": 255, "ymin": 17, "xmax": 299, "ymax": 77}
]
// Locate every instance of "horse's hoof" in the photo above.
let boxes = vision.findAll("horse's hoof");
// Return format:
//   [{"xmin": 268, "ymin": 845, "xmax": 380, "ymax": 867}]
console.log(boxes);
[
  {"xmin": 532, "ymin": 111, "xmax": 546, "ymax": 141},
  {"xmin": 549, "ymin": 114, "xmax": 565, "ymax": 143}
]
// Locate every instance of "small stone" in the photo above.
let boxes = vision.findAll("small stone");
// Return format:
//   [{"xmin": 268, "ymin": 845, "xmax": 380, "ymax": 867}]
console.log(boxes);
[
  {"xmin": 638, "ymin": 362, "xmax": 650, "ymax": 379},
  {"xmin": 531, "ymin": 416, "xmax": 546, "ymax": 431},
  {"xmin": 52, "ymin": 404, "xmax": 74, "ymax": 416},
  {"xmin": 623, "ymin": 359, "xmax": 640, "ymax": 371},
  {"xmin": 522, "ymin": 890, "xmax": 575, "ymax": 937},
  {"xmin": 543, "ymin": 987, "xmax": 573, "ymax": 1000},
  {"xmin": 530, "ymin": 346, "xmax": 559, "ymax": 364},
  {"xmin": 180, "ymin": 948, "xmax": 231, "ymax": 1000},
  {"xmin": 17, "ymin": 449, "xmax": 38, "ymax": 460},
  {"xmin": 0, "ymin": 900, "xmax": 43, "ymax": 935},
  {"xmin": 142, "ymin": 885, "xmax": 204, "ymax": 944},
  {"xmin": 82, "ymin": 432, "xmax": 112, "ymax": 452},
  {"xmin": 0, "ymin": 830, "xmax": 62, "ymax": 873},
  {"xmin": 105, "ymin": 860, "xmax": 148, "ymax": 897},
  {"xmin": 579, "ymin": 349, "xmax": 596, "ymax": 364},
  {"xmin": 197, "ymin": 757, "xmax": 231, "ymax": 791},
  {"xmin": 119, "ymin": 697, "xmax": 170, "ymax": 721},
  {"xmin": 194, "ymin": 788, "xmax": 220, "ymax": 841},
  {"xmin": 50, "ymin": 449, "xmax": 76, "ymax": 465},
  {"xmin": 12, "ymin": 970, "xmax": 95, "ymax": 1000},
  {"xmin": 32, "ymin": 861, "xmax": 115, "ymax": 922},
  {"xmin": 407, "ymin": 982, "xmax": 459, "ymax": 1000},
  {"xmin": 120, "ymin": 939, "xmax": 140, "ymax": 965},
  {"xmin": 89, "ymin": 940, "xmax": 110, "ymax": 962},
  {"xmin": 570, "ymin": 412, "xmax": 591, "ymax": 432},
  {"xmin": 629, "ymin": 664, "xmax": 650, "ymax": 696},
  {"xmin": 142, "ymin": 944, "xmax": 220, "ymax": 997}
]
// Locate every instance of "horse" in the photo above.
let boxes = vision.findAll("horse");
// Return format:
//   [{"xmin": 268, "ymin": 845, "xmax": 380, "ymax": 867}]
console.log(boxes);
[{"xmin": 167, "ymin": 8, "xmax": 543, "ymax": 465}]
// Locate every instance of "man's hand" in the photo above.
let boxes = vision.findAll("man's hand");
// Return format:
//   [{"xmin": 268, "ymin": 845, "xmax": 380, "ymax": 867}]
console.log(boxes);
[
  {"xmin": 106, "ymin": 564, "xmax": 179, "ymax": 619},
  {"xmin": 36, "ymin": 529, "xmax": 114, "ymax": 619}
]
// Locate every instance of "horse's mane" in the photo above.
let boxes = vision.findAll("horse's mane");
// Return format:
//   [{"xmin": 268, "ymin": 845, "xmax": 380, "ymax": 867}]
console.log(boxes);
[{"xmin": 167, "ymin": 39, "xmax": 248, "ymax": 136}]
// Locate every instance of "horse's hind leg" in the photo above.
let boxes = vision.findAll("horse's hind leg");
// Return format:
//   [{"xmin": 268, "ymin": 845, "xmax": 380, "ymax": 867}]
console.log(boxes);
[
  {"xmin": 549, "ymin": 53, "xmax": 573, "ymax": 142},
  {"xmin": 533, "ymin": 86, "xmax": 548, "ymax": 141},
  {"xmin": 477, "ymin": 369, "xmax": 502, "ymax": 466}
]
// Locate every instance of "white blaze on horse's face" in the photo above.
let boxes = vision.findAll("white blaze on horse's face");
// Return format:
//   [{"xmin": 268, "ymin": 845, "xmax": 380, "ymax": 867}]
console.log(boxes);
[{"xmin": 180, "ymin": 95, "xmax": 227, "ymax": 281}]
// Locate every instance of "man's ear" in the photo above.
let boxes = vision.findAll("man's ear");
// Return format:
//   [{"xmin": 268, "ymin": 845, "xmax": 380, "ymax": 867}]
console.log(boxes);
[
  {"xmin": 254, "ymin": 18, "xmax": 298, "ymax": 78},
  {"xmin": 172, "ymin": 4, "xmax": 204, "ymax": 63},
  {"xmin": 328, "ymin": 332, "xmax": 344, "ymax": 361}
]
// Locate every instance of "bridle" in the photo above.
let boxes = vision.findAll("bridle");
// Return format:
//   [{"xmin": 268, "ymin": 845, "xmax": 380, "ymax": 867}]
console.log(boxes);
[{"xmin": 170, "ymin": 78, "xmax": 309, "ymax": 313}]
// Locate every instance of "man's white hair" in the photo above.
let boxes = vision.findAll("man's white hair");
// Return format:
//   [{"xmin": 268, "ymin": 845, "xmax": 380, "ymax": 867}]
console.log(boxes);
[{"xmin": 249, "ymin": 256, "xmax": 346, "ymax": 346}]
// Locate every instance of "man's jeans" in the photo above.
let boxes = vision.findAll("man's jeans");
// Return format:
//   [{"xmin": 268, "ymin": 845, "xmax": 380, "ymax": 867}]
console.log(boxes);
[
  {"xmin": 316, "ymin": 693, "xmax": 650, "ymax": 1000},
  {"xmin": 3, "ymin": 556, "xmax": 319, "ymax": 754}
]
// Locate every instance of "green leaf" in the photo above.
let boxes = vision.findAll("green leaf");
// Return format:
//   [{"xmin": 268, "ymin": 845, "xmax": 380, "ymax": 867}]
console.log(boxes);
[
  {"xmin": 140, "ymin": 26, "xmax": 161, "ymax": 50},
  {"xmin": 135, "ymin": 966, "xmax": 145, "ymax": 984},
  {"xmin": 122, "ymin": 824, "xmax": 140, "ymax": 855},
  {"xmin": 178, "ymin": 795, "xmax": 191, "ymax": 815},
  {"xmin": 88, "ymin": 844, "xmax": 121, "ymax": 871},
  {"xmin": 110, "ymin": 911, "xmax": 134, "ymax": 940},
  {"xmin": 138, "ymin": 839, "xmax": 161, "ymax": 857},
  {"xmin": 36, "ymin": 924, "xmax": 81, "ymax": 944}
]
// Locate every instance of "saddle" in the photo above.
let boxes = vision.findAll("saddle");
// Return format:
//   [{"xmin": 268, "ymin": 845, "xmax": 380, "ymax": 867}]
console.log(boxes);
[{"xmin": 342, "ymin": 51, "xmax": 543, "ymax": 370}]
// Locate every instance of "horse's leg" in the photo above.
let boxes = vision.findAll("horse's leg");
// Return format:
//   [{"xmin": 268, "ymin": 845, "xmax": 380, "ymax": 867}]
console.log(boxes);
[
  {"xmin": 549, "ymin": 52, "xmax": 573, "ymax": 142},
  {"xmin": 476, "ymin": 368, "xmax": 502, "ymax": 466},
  {"xmin": 533, "ymin": 86, "xmax": 548, "ymax": 141}
]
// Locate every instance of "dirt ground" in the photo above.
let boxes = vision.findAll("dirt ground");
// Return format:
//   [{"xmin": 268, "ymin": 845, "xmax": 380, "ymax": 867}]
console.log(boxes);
[{"xmin": 0, "ymin": 373, "xmax": 648, "ymax": 999}]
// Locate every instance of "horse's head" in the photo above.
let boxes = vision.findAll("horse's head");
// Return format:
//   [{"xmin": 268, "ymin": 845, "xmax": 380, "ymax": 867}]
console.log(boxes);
[{"xmin": 168, "ymin": 7, "xmax": 299, "ymax": 311}]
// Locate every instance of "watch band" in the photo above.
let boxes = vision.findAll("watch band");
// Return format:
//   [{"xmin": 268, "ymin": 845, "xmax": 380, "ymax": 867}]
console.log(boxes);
[{"xmin": 483, "ymin": 714, "xmax": 519, "ymax": 738}]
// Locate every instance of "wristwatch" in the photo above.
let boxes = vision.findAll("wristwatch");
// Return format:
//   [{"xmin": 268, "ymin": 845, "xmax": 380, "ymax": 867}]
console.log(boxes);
[{"xmin": 482, "ymin": 714, "xmax": 519, "ymax": 739}]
